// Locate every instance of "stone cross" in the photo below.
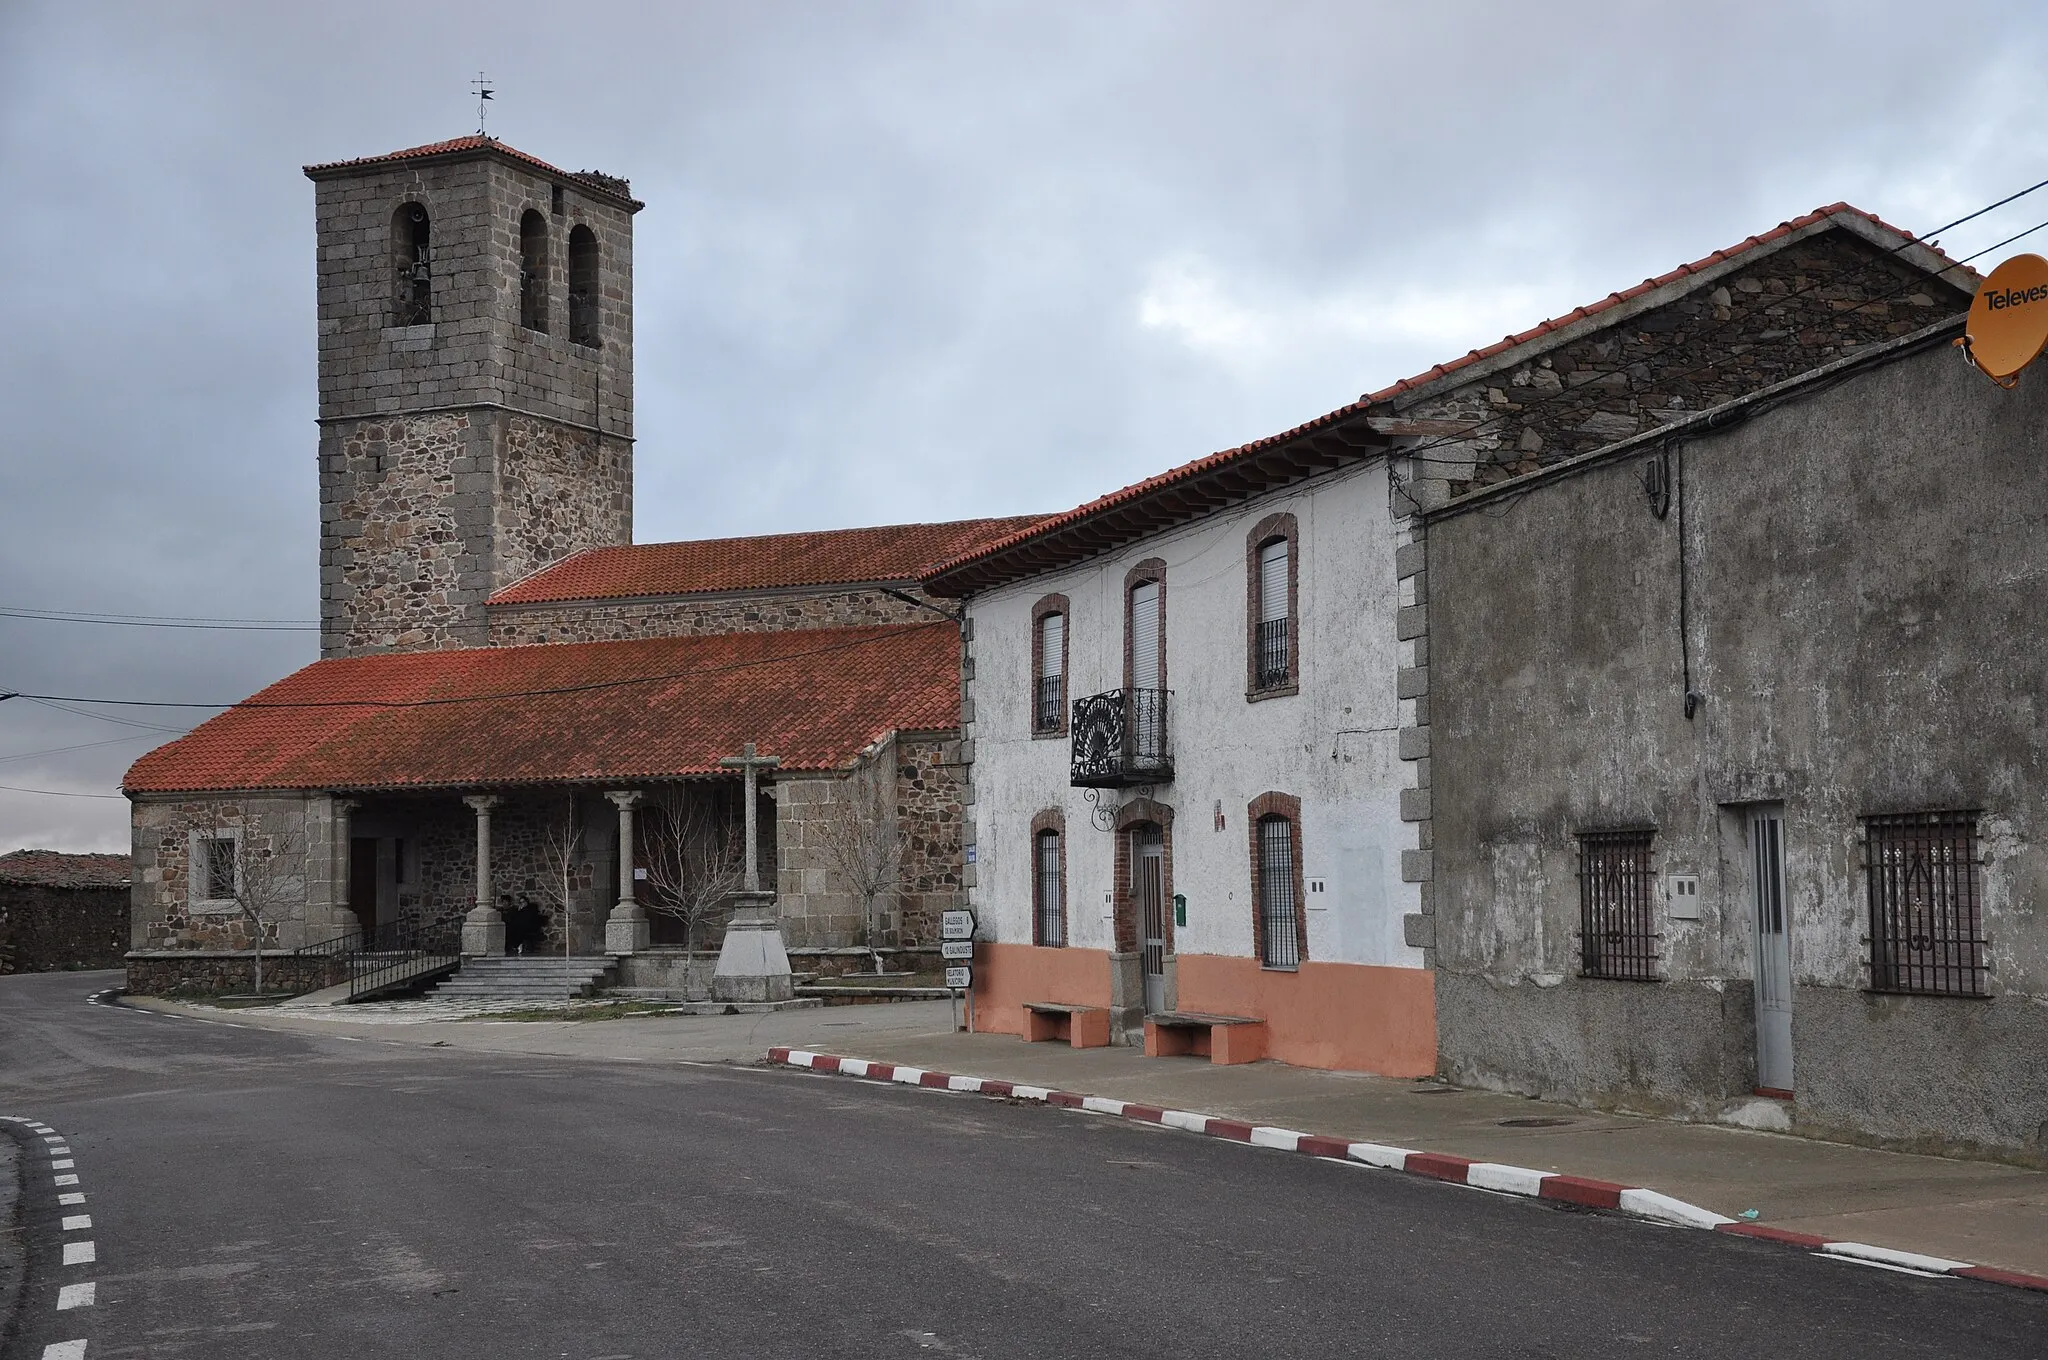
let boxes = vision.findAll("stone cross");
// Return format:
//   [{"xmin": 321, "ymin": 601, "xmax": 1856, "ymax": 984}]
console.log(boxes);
[{"xmin": 718, "ymin": 741, "xmax": 781, "ymax": 895}]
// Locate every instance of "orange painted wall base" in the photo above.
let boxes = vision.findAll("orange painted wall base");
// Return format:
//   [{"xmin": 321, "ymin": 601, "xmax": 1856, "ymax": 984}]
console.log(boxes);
[{"xmin": 970, "ymin": 943, "xmax": 1437, "ymax": 1077}]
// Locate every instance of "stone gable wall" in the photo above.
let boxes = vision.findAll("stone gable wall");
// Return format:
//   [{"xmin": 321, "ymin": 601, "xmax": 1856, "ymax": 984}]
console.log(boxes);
[
  {"xmin": 487, "ymin": 584, "xmax": 941, "ymax": 646},
  {"xmin": 0, "ymin": 884, "xmax": 127, "ymax": 973},
  {"xmin": 1398, "ymin": 230, "xmax": 1972, "ymax": 502}
]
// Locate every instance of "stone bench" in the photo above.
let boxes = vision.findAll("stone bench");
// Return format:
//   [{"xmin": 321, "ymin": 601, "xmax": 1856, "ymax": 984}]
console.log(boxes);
[
  {"xmin": 1143, "ymin": 1011, "xmax": 1267, "ymax": 1065},
  {"xmin": 1023, "ymin": 1001, "xmax": 1111, "ymax": 1049}
]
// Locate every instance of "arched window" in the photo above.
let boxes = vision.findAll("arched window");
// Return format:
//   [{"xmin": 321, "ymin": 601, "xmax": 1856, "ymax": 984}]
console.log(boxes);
[
  {"xmin": 1249, "ymin": 793, "xmax": 1305, "ymax": 969},
  {"xmin": 1124, "ymin": 560, "xmax": 1166, "ymax": 771},
  {"xmin": 568, "ymin": 225, "xmax": 600, "ymax": 346},
  {"xmin": 391, "ymin": 202, "xmax": 432, "ymax": 326},
  {"xmin": 1031, "ymin": 594, "xmax": 1069, "ymax": 736},
  {"xmin": 519, "ymin": 209, "xmax": 549, "ymax": 333},
  {"xmin": 1031, "ymin": 812, "xmax": 1067, "ymax": 947},
  {"xmin": 1247, "ymin": 512, "xmax": 1299, "ymax": 697}
]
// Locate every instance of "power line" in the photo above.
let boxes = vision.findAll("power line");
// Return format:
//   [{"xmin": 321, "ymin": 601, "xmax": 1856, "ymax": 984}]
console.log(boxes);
[
  {"xmin": 0, "ymin": 618, "xmax": 955, "ymax": 714},
  {"xmin": 0, "ymin": 782, "xmax": 126, "ymax": 801},
  {"xmin": 0, "ymin": 606, "xmax": 317, "ymax": 632},
  {"xmin": 0, "ymin": 734, "xmax": 164, "ymax": 765},
  {"xmin": 17, "ymin": 696, "xmax": 193, "ymax": 733}
]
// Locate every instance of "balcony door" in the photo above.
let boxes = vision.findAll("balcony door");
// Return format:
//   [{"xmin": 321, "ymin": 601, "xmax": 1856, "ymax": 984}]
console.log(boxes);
[{"xmin": 1128, "ymin": 579, "xmax": 1164, "ymax": 768}]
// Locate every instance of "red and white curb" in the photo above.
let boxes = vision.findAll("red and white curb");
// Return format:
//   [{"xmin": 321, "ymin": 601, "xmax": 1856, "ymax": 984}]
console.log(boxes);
[
  {"xmin": 2, "ymin": 1114, "xmax": 97, "ymax": 1358},
  {"xmin": 767, "ymin": 1049, "xmax": 2048, "ymax": 1295}
]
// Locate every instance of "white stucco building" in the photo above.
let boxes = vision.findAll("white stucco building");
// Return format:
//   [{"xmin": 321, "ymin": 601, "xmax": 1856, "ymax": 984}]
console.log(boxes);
[{"xmin": 923, "ymin": 418, "xmax": 1439, "ymax": 1074}]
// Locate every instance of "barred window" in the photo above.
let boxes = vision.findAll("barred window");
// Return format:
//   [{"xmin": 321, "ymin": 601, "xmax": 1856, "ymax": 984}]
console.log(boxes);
[
  {"xmin": 1578, "ymin": 828, "xmax": 1658, "ymax": 980},
  {"xmin": 1257, "ymin": 814, "xmax": 1301, "ymax": 969},
  {"xmin": 1254, "ymin": 539, "xmax": 1290, "ymax": 689},
  {"xmin": 1034, "ymin": 828, "xmax": 1065, "ymax": 947},
  {"xmin": 1866, "ymin": 811, "xmax": 1987, "ymax": 997},
  {"xmin": 1035, "ymin": 611, "xmax": 1065, "ymax": 733},
  {"xmin": 202, "ymin": 835, "xmax": 238, "ymax": 901}
]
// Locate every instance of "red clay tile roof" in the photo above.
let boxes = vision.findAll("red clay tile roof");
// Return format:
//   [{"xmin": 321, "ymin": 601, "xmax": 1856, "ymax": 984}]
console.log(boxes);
[
  {"xmin": 0, "ymin": 850, "xmax": 131, "ymax": 889},
  {"xmin": 491, "ymin": 517, "xmax": 1049, "ymax": 606},
  {"xmin": 924, "ymin": 204, "xmax": 1972, "ymax": 596},
  {"xmin": 124, "ymin": 624, "xmax": 957, "ymax": 795},
  {"xmin": 303, "ymin": 136, "xmax": 639, "ymax": 207}
]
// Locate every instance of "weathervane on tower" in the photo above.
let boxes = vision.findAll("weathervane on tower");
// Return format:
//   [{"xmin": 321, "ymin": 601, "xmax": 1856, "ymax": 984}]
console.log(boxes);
[{"xmin": 471, "ymin": 71, "xmax": 495, "ymax": 137}]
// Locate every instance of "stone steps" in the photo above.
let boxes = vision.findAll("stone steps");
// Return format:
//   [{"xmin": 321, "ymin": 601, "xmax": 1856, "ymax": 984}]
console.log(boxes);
[{"xmin": 425, "ymin": 956, "xmax": 617, "ymax": 1002}]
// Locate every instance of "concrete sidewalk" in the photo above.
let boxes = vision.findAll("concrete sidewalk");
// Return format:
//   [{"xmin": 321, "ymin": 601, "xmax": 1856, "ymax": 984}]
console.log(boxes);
[{"xmin": 129, "ymin": 994, "xmax": 2048, "ymax": 1281}]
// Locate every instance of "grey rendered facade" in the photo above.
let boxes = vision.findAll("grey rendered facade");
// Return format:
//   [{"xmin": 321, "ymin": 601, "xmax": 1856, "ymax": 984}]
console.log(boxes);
[{"xmin": 1427, "ymin": 321, "xmax": 2048, "ymax": 1163}]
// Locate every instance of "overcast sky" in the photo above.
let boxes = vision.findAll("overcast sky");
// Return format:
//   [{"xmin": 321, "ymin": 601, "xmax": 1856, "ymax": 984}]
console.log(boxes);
[{"xmin": 3, "ymin": 1, "xmax": 2045, "ymax": 852}]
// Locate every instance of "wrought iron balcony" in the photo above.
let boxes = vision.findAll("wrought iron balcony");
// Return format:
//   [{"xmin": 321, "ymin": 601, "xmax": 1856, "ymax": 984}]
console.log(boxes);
[{"xmin": 1070, "ymin": 688, "xmax": 1172, "ymax": 788}]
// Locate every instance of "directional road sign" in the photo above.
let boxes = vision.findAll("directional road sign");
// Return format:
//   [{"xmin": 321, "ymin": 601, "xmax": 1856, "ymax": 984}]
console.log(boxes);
[{"xmin": 940, "ymin": 910, "xmax": 976, "ymax": 941}]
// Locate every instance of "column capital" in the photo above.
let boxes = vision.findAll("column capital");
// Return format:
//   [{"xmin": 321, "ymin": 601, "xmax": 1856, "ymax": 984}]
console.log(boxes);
[
  {"xmin": 463, "ymin": 794, "xmax": 503, "ymax": 813},
  {"xmin": 330, "ymin": 796, "xmax": 361, "ymax": 816},
  {"xmin": 604, "ymin": 790, "xmax": 643, "ymax": 809}
]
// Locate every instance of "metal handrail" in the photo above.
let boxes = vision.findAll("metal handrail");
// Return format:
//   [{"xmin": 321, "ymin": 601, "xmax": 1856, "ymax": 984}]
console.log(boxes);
[{"xmin": 346, "ymin": 919, "xmax": 461, "ymax": 1001}]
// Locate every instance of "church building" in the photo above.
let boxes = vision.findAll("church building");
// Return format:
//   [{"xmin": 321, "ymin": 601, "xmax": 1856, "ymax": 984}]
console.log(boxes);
[{"xmin": 123, "ymin": 135, "xmax": 1034, "ymax": 993}]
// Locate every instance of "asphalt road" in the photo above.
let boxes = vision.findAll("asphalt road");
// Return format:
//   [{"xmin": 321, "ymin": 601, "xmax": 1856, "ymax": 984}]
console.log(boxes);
[{"xmin": 2, "ymin": 970, "xmax": 2043, "ymax": 1359}]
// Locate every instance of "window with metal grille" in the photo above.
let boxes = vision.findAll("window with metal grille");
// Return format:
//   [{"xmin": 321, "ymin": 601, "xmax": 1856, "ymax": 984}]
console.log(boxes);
[
  {"xmin": 1257, "ymin": 815, "xmax": 1300, "ymax": 969},
  {"xmin": 1866, "ymin": 811, "xmax": 1987, "ymax": 997},
  {"xmin": 1577, "ymin": 828, "xmax": 1658, "ymax": 980},
  {"xmin": 202, "ymin": 836, "xmax": 237, "ymax": 901},
  {"xmin": 1034, "ymin": 828, "xmax": 1065, "ymax": 947},
  {"xmin": 1035, "ymin": 611, "xmax": 1065, "ymax": 733},
  {"xmin": 1255, "ymin": 538, "xmax": 1290, "ymax": 689}
]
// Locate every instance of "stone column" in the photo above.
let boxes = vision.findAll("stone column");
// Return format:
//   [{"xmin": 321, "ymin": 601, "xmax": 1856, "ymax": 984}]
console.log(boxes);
[
  {"xmin": 461, "ymin": 794, "xmax": 505, "ymax": 957},
  {"xmin": 604, "ymin": 790, "xmax": 649, "ymax": 956},
  {"xmin": 331, "ymin": 797, "xmax": 361, "ymax": 943}
]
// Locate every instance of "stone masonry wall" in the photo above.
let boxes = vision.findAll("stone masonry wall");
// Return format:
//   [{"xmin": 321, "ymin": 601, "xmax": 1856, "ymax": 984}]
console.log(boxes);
[
  {"xmin": 488, "ymin": 584, "xmax": 939, "ymax": 646},
  {"xmin": 494, "ymin": 414, "xmax": 633, "ymax": 595},
  {"xmin": 0, "ymin": 885, "xmax": 127, "ymax": 973},
  {"xmin": 895, "ymin": 732, "xmax": 966, "ymax": 947},
  {"xmin": 130, "ymin": 795, "xmax": 343, "ymax": 954},
  {"xmin": 1395, "ymin": 228, "xmax": 1972, "ymax": 499},
  {"xmin": 772, "ymin": 733, "xmax": 965, "ymax": 950},
  {"xmin": 322, "ymin": 412, "xmax": 490, "ymax": 652}
]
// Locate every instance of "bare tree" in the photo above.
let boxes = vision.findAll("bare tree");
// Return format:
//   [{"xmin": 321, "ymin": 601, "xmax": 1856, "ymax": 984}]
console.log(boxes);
[
  {"xmin": 640, "ymin": 785, "xmax": 745, "ymax": 967},
  {"xmin": 532, "ymin": 795, "xmax": 586, "ymax": 963},
  {"xmin": 186, "ymin": 803, "xmax": 306, "ymax": 996},
  {"xmin": 814, "ymin": 767, "xmax": 906, "ymax": 971}
]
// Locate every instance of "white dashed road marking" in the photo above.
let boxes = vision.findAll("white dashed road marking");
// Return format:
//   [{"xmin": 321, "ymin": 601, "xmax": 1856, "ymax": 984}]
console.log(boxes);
[{"xmin": 2, "ymin": 1116, "xmax": 102, "ymax": 1354}]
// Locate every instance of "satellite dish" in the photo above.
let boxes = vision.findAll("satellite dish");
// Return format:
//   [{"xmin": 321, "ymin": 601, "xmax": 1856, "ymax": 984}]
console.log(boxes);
[{"xmin": 1961, "ymin": 253, "xmax": 2048, "ymax": 387}]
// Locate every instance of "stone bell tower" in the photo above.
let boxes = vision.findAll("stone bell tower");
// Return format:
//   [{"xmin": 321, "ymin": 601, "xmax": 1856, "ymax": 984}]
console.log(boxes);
[{"xmin": 304, "ymin": 136, "xmax": 640, "ymax": 657}]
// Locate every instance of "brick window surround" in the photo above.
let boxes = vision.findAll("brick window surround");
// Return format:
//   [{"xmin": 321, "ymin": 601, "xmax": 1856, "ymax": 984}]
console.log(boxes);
[
  {"xmin": 1123, "ymin": 559, "xmax": 1168, "ymax": 694},
  {"xmin": 1245, "ymin": 512, "xmax": 1300, "ymax": 701},
  {"xmin": 1247, "ymin": 792, "xmax": 1306, "ymax": 968},
  {"xmin": 1030, "ymin": 807, "xmax": 1068, "ymax": 947},
  {"xmin": 1111, "ymin": 796, "xmax": 1175, "ymax": 956},
  {"xmin": 1030, "ymin": 593, "xmax": 1070, "ymax": 738}
]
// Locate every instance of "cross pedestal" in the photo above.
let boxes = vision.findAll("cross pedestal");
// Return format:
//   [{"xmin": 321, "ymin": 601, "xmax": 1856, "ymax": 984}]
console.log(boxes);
[{"xmin": 710, "ymin": 742, "xmax": 793, "ymax": 1004}]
